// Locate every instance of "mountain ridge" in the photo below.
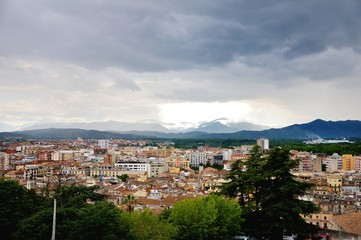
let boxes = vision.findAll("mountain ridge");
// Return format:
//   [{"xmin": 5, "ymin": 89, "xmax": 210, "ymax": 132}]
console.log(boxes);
[
  {"xmin": 1, "ymin": 119, "xmax": 361, "ymax": 140},
  {"xmin": 17, "ymin": 119, "xmax": 268, "ymax": 134}
]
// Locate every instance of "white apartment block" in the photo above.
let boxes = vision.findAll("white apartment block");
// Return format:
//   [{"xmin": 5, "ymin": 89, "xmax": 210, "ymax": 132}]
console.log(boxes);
[
  {"xmin": 257, "ymin": 138, "xmax": 269, "ymax": 151},
  {"xmin": 98, "ymin": 139, "xmax": 109, "ymax": 149},
  {"xmin": 114, "ymin": 162, "xmax": 167, "ymax": 178},
  {"xmin": 222, "ymin": 149, "xmax": 233, "ymax": 161},
  {"xmin": 324, "ymin": 153, "xmax": 342, "ymax": 172},
  {"xmin": 187, "ymin": 151, "xmax": 214, "ymax": 167}
]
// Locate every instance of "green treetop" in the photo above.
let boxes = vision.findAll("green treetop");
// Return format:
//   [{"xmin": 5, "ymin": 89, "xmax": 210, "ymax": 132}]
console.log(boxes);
[{"xmin": 220, "ymin": 146, "xmax": 319, "ymax": 240}]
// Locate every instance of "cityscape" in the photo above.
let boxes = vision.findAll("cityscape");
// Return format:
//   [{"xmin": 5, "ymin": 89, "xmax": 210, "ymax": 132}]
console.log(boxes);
[
  {"xmin": 1, "ymin": 136, "xmax": 361, "ymax": 238},
  {"xmin": 2, "ymin": 0, "xmax": 361, "ymax": 239}
]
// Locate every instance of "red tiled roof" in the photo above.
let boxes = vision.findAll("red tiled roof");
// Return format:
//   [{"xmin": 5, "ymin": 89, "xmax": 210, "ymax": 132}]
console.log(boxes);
[{"xmin": 338, "ymin": 212, "xmax": 361, "ymax": 234}]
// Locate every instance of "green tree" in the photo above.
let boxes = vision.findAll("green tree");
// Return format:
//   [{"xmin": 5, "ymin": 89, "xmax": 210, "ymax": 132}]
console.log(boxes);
[
  {"xmin": 220, "ymin": 146, "xmax": 319, "ymax": 240},
  {"xmin": 15, "ymin": 207, "xmax": 79, "ymax": 240},
  {"xmin": 129, "ymin": 210, "xmax": 177, "ymax": 240},
  {"xmin": 0, "ymin": 179, "xmax": 49, "ymax": 240},
  {"xmin": 15, "ymin": 189, "xmax": 131, "ymax": 240},
  {"xmin": 53, "ymin": 185, "xmax": 104, "ymax": 208},
  {"xmin": 72, "ymin": 201, "xmax": 131, "ymax": 240},
  {"xmin": 117, "ymin": 174, "xmax": 129, "ymax": 182},
  {"xmin": 169, "ymin": 194, "xmax": 242, "ymax": 240},
  {"xmin": 122, "ymin": 194, "xmax": 137, "ymax": 212}
]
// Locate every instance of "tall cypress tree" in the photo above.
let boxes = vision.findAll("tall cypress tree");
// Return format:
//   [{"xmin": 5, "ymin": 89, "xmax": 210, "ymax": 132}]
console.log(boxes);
[{"xmin": 220, "ymin": 146, "xmax": 319, "ymax": 239}]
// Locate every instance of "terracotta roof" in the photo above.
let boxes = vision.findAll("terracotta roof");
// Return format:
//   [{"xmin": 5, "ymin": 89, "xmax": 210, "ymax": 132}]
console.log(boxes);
[
  {"xmin": 202, "ymin": 167, "xmax": 218, "ymax": 173},
  {"xmin": 137, "ymin": 197, "xmax": 161, "ymax": 206},
  {"xmin": 338, "ymin": 212, "xmax": 361, "ymax": 235}
]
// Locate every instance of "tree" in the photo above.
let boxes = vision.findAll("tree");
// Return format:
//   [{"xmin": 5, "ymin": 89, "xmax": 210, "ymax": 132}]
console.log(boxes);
[
  {"xmin": 122, "ymin": 194, "xmax": 137, "ymax": 212},
  {"xmin": 169, "ymin": 194, "xmax": 242, "ymax": 240},
  {"xmin": 53, "ymin": 185, "xmax": 104, "ymax": 208},
  {"xmin": 14, "ymin": 187, "xmax": 131, "ymax": 240},
  {"xmin": 220, "ymin": 146, "xmax": 319, "ymax": 239},
  {"xmin": 117, "ymin": 174, "xmax": 129, "ymax": 182},
  {"xmin": 0, "ymin": 179, "xmax": 48, "ymax": 240},
  {"xmin": 129, "ymin": 210, "xmax": 177, "ymax": 240},
  {"xmin": 72, "ymin": 201, "xmax": 131, "ymax": 240}
]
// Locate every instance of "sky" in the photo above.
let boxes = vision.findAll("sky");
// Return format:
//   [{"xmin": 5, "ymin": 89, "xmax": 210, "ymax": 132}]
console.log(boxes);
[{"xmin": 1, "ymin": 0, "xmax": 361, "ymax": 131}]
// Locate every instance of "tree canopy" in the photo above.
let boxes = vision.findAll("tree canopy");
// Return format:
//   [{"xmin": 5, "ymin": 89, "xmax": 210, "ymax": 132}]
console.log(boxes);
[
  {"xmin": 0, "ymin": 179, "xmax": 49, "ymax": 240},
  {"xmin": 168, "ymin": 194, "xmax": 243, "ymax": 240},
  {"xmin": 220, "ymin": 146, "xmax": 319, "ymax": 239}
]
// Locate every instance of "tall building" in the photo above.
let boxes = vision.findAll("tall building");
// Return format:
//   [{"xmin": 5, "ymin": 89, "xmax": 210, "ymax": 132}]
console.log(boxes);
[
  {"xmin": 355, "ymin": 156, "xmax": 361, "ymax": 171},
  {"xmin": 98, "ymin": 139, "xmax": 109, "ymax": 149},
  {"xmin": 342, "ymin": 154, "xmax": 355, "ymax": 172},
  {"xmin": 0, "ymin": 152, "xmax": 9, "ymax": 170},
  {"xmin": 256, "ymin": 138, "xmax": 269, "ymax": 151},
  {"xmin": 324, "ymin": 153, "xmax": 342, "ymax": 172}
]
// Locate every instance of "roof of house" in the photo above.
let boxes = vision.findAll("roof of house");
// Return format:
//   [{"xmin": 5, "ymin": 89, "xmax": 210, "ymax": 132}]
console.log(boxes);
[{"xmin": 338, "ymin": 212, "xmax": 361, "ymax": 235}]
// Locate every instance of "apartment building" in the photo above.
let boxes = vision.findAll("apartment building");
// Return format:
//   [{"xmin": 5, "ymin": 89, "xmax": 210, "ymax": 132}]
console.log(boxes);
[
  {"xmin": 114, "ymin": 162, "xmax": 168, "ymax": 178},
  {"xmin": 0, "ymin": 152, "xmax": 9, "ymax": 170},
  {"xmin": 324, "ymin": 153, "xmax": 342, "ymax": 172},
  {"xmin": 342, "ymin": 154, "xmax": 355, "ymax": 172},
  {"xmin": 256, "ymin": 138, "xmax": 269, "ymax": 151},
  {"xmin": 187, "ymin": 151, "xmax": 214, "ymax": 167}
]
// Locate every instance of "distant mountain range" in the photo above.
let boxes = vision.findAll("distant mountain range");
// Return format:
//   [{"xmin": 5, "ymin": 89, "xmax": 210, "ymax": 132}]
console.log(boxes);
[
  {"xmin": 21, "ymin": 121, "xmax": 173, "ymax": 133},
  {"xmin": 184, "ymin": 120, "xmax": 268, "ymax": 133},
  {"xmin": 19, "ymin": 119, "xmax": 268, "ymax": 133},
  {"xmin": 1, "ymin": 119, "xmax": 361, "ymax": 140}
]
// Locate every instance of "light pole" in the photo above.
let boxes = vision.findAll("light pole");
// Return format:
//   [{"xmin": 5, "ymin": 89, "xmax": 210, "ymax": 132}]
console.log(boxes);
[
  {"xmin": 338, "ymin": 203, "xmax": 342, "ymax": 240},
  {"xmin": 51, "ymin": 198, "xmax": 56, "ymax": 240}
]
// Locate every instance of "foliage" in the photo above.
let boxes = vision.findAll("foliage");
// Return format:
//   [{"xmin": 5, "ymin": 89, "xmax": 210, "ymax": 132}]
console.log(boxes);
[
  {"xmin": 122, "ymin": 194, "xmax": 137, "ymax": 212},
  {"xmin": 1, "ymin": 180, "xmax": 132, "ymax": 240},
  {"xmin": 220, "ymin": 146, "xmax": 319, "ymax": 240},
  {"xmin": 169, "ymin": 194, "xmax": 242, "ymax": 240},
  {"xmin": 72, "ymin": 201, "xmax": 131, "ymax": 240},
  {"xmin": 274, "ymin": 140, "xmax": 361, "ymax": 155},
  {"xmin": 54, "ymin": 185, "xmax": 105, "ymax": 208},
  {"xmin": 205, "ymin": 162, "xmax": 224, "ymax": 170},
  {"xmin": 117, "ymin": 174, "xmax": 129, "ymax": 182},
  {"xmin": 172, "ymin": 139, "xmax": 255, "ymax": 149},
  {"xmin": 0, "ymin": 179, "xmax": 49, "ymax": 240},
  {"xmin": 129, "ymin": 210, "xmax": 177, "ymax": 240}
]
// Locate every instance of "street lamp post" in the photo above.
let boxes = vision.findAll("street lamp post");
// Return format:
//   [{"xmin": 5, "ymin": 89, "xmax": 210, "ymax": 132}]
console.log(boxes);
[{"xmin": 51, "ymin": 198, "xmax": 56, "ymax": 240}]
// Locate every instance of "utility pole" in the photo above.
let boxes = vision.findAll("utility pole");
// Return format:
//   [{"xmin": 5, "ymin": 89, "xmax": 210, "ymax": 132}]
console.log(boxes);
[
  {"xmin": 338, "ymin": 204, "xmax": 342, "ymax": 240},
  {"xmin": 51, "ymin": 198, "xmax": 57, "ymax": 240}
]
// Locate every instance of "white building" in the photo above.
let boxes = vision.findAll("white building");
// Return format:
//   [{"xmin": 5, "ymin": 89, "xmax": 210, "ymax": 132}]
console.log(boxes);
[
  {"xmin": 256, "ymin": 138, "xmax": 269, "ymax": 151},
  {"xmin": 187, "ymin": 151, "xmax": 213, "ymax": 167},
  {"xmin": 222, "ymin": 149, "xmax": 233, "ymax": 161},
  {"xmin": 114, "ymin": 162, "xmax": 167, "ymax": 178},
  {"xmin": 324, "ymin": 153, "xmax": 342, "ymax": 172},
  {"xmin": 98, "ymin": 139, "xmax": 109, "ymax": 149}
]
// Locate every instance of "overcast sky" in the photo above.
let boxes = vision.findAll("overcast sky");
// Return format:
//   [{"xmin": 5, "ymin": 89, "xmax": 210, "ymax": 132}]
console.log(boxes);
[{"xmin": 1, "ymin": 0, "xmax": 361, "ymax": 130}]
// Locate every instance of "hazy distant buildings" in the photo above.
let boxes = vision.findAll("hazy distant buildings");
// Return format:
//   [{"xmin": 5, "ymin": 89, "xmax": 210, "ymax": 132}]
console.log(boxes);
[{"xmin": 256, "ymin": 138, "xmax": 269, "ymax": 151}]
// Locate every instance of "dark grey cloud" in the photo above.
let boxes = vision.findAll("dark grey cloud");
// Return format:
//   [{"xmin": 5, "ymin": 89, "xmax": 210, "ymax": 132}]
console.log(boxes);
[
  {"xmin": 1, "ymin": 0, "xmax": 361, "ymax": 128},
  {"xmin": 1, "ymin": 0, "xmax": 361, "ymax": 71}
]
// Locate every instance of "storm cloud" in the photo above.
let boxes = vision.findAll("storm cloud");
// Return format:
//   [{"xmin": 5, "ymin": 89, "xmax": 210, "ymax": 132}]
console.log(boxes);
[{"xmin": 1, "ymin": 0, "xmax": 361, "ymax": 129}]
